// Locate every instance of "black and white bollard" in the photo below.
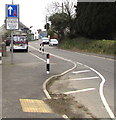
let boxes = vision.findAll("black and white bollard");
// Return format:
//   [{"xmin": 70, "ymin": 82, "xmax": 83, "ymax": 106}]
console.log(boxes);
[
  {"xmin": 46, "ymin": 53, "xmax": 50, "ymax": 74},
  {"xmin": 0, "ymin": 52, "xmax": 2, "ymax": 64},
  {"xmin": 42, "ymin": 43, "xmax": 44, "ymax": 53},
  {"xmin": 40, "ymin": 43, "xmax": 44, "ymax": 53},
  {"xmin": 40, "ymin": 43, "xmax": 42, "ymax": 51}
]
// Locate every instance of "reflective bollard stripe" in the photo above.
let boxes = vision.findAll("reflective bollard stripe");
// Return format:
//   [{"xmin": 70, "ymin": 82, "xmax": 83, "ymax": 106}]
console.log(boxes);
[
  {"xmin": 0, "ymin": 52, "xmax": 2, "ymax": 64},
  {"xmin": 46, "ymin": 53, "xmax": 50, "ymax": 74}
]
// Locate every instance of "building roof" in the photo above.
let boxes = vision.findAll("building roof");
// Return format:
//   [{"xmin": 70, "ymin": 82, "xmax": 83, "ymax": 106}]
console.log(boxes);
[{"xmin": 19, "ymin": 22, "xmax": 29, "ymax": 30}]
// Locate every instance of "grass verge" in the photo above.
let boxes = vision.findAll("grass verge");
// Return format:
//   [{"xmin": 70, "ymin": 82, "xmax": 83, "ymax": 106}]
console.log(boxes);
[{"xmin": 58, "ymin": 37, "xmax": 116, "ymax": 56}]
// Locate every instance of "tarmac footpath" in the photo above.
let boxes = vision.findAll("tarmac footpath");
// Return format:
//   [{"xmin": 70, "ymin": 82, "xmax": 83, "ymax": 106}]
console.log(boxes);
[{"xmin": 2, "ymin": 49, "xmax": 68, "ymax": 119}]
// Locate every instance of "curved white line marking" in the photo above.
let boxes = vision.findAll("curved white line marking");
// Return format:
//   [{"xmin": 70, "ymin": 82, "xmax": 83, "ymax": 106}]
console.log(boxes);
[
  {"xmin": 29, "ymin": 44, "xmax": 115, "ymax": 119},
  {"xmin": 28, "ymin": 45, "xmax": 77, "ymax": 120},
  {"xmin": 77, "ymin": 62, "xmax": 115, "ymax": 119},
  {"xmin": 29, "ymin": 45, "xmax": 40, "ymax": 51},
  {"xmin": 29, "ymin": 52, "xmax": 46, "ymax": 62}
]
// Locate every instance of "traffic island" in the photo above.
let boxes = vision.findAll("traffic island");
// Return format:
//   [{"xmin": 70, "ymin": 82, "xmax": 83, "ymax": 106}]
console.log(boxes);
[
  {"xmin": 45, "ymin": 76, "xmax": 96, "ymax": 119},
  {"xmin": 44, "ymin": 93, "xmax": 96, "ymax": 119}
]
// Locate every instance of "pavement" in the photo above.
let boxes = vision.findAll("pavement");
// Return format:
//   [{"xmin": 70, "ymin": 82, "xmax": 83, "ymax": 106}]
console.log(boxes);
[{"xmin": 2, "ymin": 47, "xmax": 68, "ymax": 119}]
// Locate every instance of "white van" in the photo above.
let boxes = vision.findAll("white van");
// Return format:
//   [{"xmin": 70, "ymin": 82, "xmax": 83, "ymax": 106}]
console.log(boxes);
[{"xmin": 10, "ymin": 36, "xmax": 28, "ymax": 52}]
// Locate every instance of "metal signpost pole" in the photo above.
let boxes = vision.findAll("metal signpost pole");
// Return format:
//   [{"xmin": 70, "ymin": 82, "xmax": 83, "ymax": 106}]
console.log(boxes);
[{"xmin": 11, "ymin": 31, "xmax": 14, "ymax": 64}]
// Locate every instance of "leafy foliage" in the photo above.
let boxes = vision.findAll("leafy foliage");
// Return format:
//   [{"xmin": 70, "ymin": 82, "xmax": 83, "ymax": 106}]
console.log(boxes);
[
  {"xmin": 74, "ymin": 2, "xmax": 116, "ymax": 39},
  {"xmin": 48, "ymin": 2, "xmax": 116, "ymax": 40},
  {"xmin": 49, "ymin": 13, "xmax": 70, "ymax": 41}
]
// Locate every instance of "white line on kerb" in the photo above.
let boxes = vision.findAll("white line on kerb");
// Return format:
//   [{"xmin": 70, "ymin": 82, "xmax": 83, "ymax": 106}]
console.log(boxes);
[
  {"xmin": 72, "ymin": 70, "xmax": 91, "ymax": 74},
  {"xmin": 77, "ymin": 62, "xmax": 115, "ymax": 119},
  {"xmin": 67, "ymin": 76, "xmax": 99, "ymax": 81},
  {"xmin": 64, "ymin": 88, "xmax": 95, "ymax": 94},
  {"xmin": 29, "ymin": 45, "xmax": 115, "ymax": 119},
  {"xmin": 29, "ymin": 52, "xmax": 46, "ymax": 62},
  {"xmin": 29, "ymin": 45, "xmax": 40, "ymax": 51},
  {"xmin": 30, "ymin": 45, "xmax": 76, "ymax": 120}
]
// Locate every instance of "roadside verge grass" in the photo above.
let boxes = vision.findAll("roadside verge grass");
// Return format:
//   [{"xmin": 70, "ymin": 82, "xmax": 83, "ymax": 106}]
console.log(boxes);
[{"xmin": 58, "ymin": 37, "xmax": 116, "ymax": 56}]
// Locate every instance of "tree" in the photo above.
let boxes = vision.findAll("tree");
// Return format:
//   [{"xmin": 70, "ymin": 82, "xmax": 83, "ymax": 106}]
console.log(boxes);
[
  {"xmin": 74, "ymin": 2, "xmax": 116, "ymax": 39},
  {"xmin": 46, "ymin": 0, "xmax": 76, "ymax": 16},
  {"xmin": 49, "ymin": 13, "xmax": 70, "ymax": 41},
  {"xmin": 46, "ymin": 0, "xmax": 77, "ymax": 40}
]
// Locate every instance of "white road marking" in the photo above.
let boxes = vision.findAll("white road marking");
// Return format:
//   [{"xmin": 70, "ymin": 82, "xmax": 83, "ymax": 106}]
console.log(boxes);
[
  {"xmin": 29, "ymin": 45, "xmax": 40, "ymax": 51},
  {"xmin": 72, "ymin": 70, "xmax": 91, "ymax": 74},
  {"xmin": 67, "ymin": 76, "xmax": 99, "ymax": 81},
  {"xmin": 79, "ymin": 62, "xmax": 115, "ymax": 118},
  {"xmin": 77, "ymin": 62, "xmax": 83, "ymax": 65},
  {"xmin": 29, "ymin": 52, "xmax": 46, "ymax": 62},
  {"xmin": 64, "ymin": 88, "xmax": 95, "ymax": 94},
  {"xmin": 29, "ymin": 44, "xmax": 115, "ymax": 119}
]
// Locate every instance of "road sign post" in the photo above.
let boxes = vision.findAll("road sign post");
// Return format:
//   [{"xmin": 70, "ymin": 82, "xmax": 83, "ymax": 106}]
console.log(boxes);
[
  {"xmin": 5, "ymin": 3, "xmax": 19, "ymax": 64},
  {"xmin": 11, "ymin": 31, "xmax": 14, "ymax": 64},
  {"xmin": 6, "ymin": 4, "xmax": 19, "ymax": 18},
  {"xmin": 6, "ymin": 18, "xmax": 19, "ymax": 30},
  {"xmin": 6, "ymin": 4, "xmax": 19, "ymax": 30}
]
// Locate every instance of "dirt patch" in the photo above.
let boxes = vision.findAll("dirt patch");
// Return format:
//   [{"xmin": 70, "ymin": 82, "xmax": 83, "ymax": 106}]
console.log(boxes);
[
  {"xmin": 44, "ymin": 66, "xmax": 98, "ymax": 119},
  {"xmin": 44, "ymin": 94, "xmax": 96, "ymax": 119}
]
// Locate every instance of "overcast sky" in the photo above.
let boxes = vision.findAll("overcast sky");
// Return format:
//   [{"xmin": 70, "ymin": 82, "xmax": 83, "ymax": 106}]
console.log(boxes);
[{"xmin": 0, "ymin": 0, "xmax": 62, "ymax": 30}]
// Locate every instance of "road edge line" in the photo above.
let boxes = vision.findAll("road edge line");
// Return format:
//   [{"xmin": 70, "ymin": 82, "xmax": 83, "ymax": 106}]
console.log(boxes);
[
  {"xmin": 80, "ymin": 63, "xmax": 115, "ymax": 119},
  {"xmin": 43, "ymin": 54, "xmax": 76, "ymax": 120},
  {"xmin": 29, "ymin": 45, "xmax": 74, "ymax": 119}
]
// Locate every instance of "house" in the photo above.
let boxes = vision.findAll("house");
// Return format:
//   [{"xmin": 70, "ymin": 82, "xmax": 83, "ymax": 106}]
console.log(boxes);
[
  {"xmin": 0, "ymin": 21, "xmax": 29, "ymax": 42},
  {"xmin": 12, "ymin": 22, "xmax": 29, "ymax": 36}
]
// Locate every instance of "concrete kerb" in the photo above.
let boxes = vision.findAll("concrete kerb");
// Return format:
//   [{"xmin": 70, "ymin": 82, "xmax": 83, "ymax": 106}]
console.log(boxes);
[
  {"xmin": 29, "ymin": 45, "xmax": 76, "ymax": 119},
  {"xmin": 43, "ymin": 58, "xmax": 77, "ymax": 119}
]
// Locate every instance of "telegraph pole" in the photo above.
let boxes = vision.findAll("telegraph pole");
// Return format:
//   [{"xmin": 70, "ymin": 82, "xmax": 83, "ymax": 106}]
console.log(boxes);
[
  {"xmin": 12, "ymin": 0, "xmax": 14, "ymax": 4},
  {"xmin": 46, "ymin": 16, "xmax": 48, "ymax": 36},
  {"xmin": 62, "ymin": 3, "xmax": 64, "ymax": 13}
]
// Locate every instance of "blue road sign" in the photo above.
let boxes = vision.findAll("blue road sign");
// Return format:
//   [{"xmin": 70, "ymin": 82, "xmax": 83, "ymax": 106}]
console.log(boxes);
[{"xmin": 6, "ymin": 4, "xmax": 19, "ymax": 18}]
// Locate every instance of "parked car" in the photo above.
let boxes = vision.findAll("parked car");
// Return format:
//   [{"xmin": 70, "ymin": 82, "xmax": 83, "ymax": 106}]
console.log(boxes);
[
  {"xmin": 42, "ymin": 37, "xmax": 49, "ymax": 44},
  {"xmin": 10, "ymin": 36, "xmax": 28, "ymax": 52},
  {"xmin": 49, "ymin": 39, "xmax": 58, "ymax": 46}
]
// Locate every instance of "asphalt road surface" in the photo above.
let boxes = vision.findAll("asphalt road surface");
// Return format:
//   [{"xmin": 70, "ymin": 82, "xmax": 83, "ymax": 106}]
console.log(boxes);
[{"xmin": 2, "ymin": 40, "xmax": 115, "ymax": 119}]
